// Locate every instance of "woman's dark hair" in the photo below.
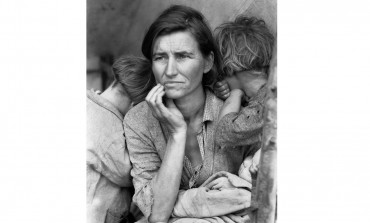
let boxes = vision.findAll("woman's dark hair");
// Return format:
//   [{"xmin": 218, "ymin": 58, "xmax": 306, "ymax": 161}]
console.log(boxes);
[
  {"xmin": 112, "ymin": 55, "xmax": 155, "ymax": 106},
  {"xmin": 141, "ymin": 5, "xmax": 223, "ymax": 87}
]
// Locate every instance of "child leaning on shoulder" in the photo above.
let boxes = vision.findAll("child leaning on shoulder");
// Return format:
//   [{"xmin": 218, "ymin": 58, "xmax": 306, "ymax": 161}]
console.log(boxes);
[{"xmin": 213, "ymin": 15, "xmax": 275, "ymax": 182}]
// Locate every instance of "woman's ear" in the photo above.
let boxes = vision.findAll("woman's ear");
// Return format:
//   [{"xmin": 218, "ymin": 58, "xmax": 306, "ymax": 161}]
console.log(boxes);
[{"xmin": 203, "ymin": 52, "xmax": 214, "ymax": 73}]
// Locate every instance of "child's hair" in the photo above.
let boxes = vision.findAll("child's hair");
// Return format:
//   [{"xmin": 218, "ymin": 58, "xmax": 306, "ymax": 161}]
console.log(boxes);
[
  {"xmin": 215, "ymin": 16, "xmax": 275, "ymax": 78},
  {"xmin": 112, "ymin": 55, "xmax": 156, "ymax": 106}
]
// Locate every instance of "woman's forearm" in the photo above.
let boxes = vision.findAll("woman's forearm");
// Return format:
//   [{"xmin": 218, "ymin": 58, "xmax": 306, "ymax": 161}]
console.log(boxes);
[{"xmin": 149, "ymin": 131, "xmax": 187, "ymax": 222}]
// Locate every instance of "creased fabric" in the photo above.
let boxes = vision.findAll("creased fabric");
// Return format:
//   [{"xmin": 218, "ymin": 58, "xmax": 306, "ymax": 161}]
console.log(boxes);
[
  {"xmin": 172, "ymin": 171, "xmax": 252, "ymax": 220},
  {"xmin": 215, "ymin": 85, "xmax": 267, "ymax": 148},
  {"xmin": 86, "ymin": 90, "xmax": 133, "ymax": 223},
  {"xmin": 124, "ymin": 89, "xmax": 253, "ymax": 220}
]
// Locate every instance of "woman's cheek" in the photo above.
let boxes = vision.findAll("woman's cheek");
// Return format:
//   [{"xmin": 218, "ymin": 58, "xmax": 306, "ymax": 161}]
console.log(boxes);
[{"xmin": 152, "ymin": 64, "xmax": 164, "ymax": 83}]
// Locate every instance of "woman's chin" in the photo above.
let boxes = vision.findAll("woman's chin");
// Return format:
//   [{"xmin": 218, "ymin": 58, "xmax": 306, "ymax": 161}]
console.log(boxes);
[{"xmin": 165, "ymin": 90, "xmax": 183, "ymax": 99}]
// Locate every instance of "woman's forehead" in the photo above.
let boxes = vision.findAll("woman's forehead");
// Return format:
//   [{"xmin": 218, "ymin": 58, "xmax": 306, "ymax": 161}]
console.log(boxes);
[{"xmin": 152, "ymin": 31, "xmax": 199, "ymax": 54}]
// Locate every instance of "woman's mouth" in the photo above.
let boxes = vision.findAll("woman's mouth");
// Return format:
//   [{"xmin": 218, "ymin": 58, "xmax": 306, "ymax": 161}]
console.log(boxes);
[{"xmin": 164, "ymin": 81, "xmax": 183, "ymax": 87}]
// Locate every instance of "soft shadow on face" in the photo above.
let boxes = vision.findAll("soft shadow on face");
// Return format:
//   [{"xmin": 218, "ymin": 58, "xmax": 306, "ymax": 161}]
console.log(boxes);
[{"xmin": 151, "ymin": 31, "xmax": 211, "ymax": 99}]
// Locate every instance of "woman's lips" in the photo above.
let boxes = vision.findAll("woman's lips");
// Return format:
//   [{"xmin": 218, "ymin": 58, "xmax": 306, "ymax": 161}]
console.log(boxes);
[{"xmin": 164, "ymin": 81, "xmax": 183, "ymax": 87}]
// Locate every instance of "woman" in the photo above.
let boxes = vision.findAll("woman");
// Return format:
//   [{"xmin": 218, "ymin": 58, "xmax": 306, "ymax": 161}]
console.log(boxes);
[{"xmin": 124, "ymin": 5, "xmax": 252, "ymax": 223}]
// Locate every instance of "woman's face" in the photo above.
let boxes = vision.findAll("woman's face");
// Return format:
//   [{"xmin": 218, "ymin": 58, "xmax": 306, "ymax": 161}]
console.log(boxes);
[{"xmin": 151, "ymin": 31, "xmax": 213, "ymax": 99}]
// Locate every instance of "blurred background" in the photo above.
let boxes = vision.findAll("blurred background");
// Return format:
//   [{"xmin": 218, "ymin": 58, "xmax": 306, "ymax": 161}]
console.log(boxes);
[{"xmin": 86, "ymin": 0, "xmax": 276, "ymax": 91}]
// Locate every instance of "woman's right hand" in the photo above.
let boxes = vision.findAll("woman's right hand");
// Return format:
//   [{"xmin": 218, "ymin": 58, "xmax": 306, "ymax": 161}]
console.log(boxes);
[{"xmin": 146, "ymin": 84, "xmax": 187, "ymax": 134}]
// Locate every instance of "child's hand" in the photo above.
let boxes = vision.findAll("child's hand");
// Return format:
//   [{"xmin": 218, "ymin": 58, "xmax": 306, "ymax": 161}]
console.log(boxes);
[
  {"xmin": 92, "ymin": 88, "xmax": 102, "ymax": 94},
  {"xmin": 214, "ymin": 80, "xmax": 230, "ymax": 100},
  {"xmin": 249, "ymin": 149, "xmax": 261, "ymax": 177}
]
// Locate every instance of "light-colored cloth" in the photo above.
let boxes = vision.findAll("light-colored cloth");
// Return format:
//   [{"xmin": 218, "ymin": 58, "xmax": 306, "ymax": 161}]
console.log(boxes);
[
  {"xmin": 172, "ymin": 171, "xmax": 252, "ymax": 218},
  {"xmin": 124, "ymin": 88, "xmax": 255, "ymax": 219},
  {"xmin": 169, "ymin": 215, "xmax": 252, "ymax": 223},
  {"xmin": 87, "ymin": 90, "xmax": 133, "ymax": 223}
]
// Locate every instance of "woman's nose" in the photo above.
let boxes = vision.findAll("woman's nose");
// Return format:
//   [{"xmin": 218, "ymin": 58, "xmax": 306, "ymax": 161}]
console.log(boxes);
[{"xmin": 165, "ymin": 57, "xmax": 177, "ymax": 77}]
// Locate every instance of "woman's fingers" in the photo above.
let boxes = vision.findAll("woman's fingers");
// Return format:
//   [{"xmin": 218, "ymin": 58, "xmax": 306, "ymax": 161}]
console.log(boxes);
[
  {"xmin": 212, "ymin": 183, "xmax": 222, "ymax": 190},
  {"xmin": 145, "ymin": 84, "xmax": 159, "ymax": 101},
  {"xmin": 146, "ymin": 86, "xmax": 186, "ymax": 133},
  {"xmin": 207, "ymin": 177, "xmax": 231, "ymax": 190},
  {"xmin": 155, "ymin": 90, "xmax": 166, "ymax": 105},
  {"xmin": 146, "ymin": 84, "xmax": 165, "ymax": 118},
  {"xmin": 152, "ymin": 86, "xmax": 166, "ymax": 117},
  {"xmin": 205, "ymin": 178, "xmax": 218, "ymax": 189},
  {"xmin": 146, "ymin": 85, "xmax": 163, "ymax": 105},
  {"xmin": 155, "ymin": 91, "xmax": 168, "ymax": 116},
  {"xmin": 146, "ymin": 84, "xmax": 163, "ymax": 105}
]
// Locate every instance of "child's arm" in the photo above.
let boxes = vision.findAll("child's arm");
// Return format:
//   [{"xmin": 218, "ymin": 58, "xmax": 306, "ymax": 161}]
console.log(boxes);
[
  {"xmin": 215, "ymin": 85, "xmax": 266, "ymax": 148},
  {"xmin": 249, "ymin": 148, "xmax": 261, "ymax": 176},
  {"xmin": 218, "ymin": 89, "xmax": 245, "ymax": 121},
  {"xmin": 215, "ymin": 102, "xmax": 264, "ymax": 147}
]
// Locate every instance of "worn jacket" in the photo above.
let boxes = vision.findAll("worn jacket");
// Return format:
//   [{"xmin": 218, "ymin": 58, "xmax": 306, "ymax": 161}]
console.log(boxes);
[
  {"xmin": 86, "ymin": 90, "xmax": 133, "ymax": 223},
  {"xmin": 215, "ymin": 85, "xmax": 267, "ymax": 148}
]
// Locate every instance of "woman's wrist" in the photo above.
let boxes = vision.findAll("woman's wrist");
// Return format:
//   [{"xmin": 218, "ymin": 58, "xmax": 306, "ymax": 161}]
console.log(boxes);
[
  {"xmin": 172, "ymin": 128, "xmax": 187, "ymax": 137},
  {"xmin": 169, "ymin": 127, "xmax": 187, "ymax": 140}
]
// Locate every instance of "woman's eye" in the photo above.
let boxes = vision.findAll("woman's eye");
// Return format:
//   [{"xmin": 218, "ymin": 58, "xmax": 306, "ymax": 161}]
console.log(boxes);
[
  {"xmin": 153, "ymin": 56, "xmax": 164, "ymax": 61},
  {"xmin": 177, "ymin": 54, "xmax": 188, "ymax": 60}
]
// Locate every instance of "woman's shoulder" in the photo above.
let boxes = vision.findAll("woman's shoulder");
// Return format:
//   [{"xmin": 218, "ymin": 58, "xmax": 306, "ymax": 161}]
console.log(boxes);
[{"xmin": 123, "ymin": 101, "xmax": 156, "ymax": 126}]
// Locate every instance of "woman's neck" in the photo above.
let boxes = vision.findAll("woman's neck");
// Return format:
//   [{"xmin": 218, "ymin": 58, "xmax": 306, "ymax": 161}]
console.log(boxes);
[{"xmin": 173, "ymin": 85, "xmax": 205, "ymax": 123}]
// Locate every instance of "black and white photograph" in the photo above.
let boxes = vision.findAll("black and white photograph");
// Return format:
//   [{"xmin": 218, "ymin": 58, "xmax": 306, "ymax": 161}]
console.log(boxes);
[
  {"xmin": 2, "ymin": 0, "xmax": 370, "ymax": 223},
  {"xmin": 87, "ymin": 1, "xmax": 276, "ymax": 222}
]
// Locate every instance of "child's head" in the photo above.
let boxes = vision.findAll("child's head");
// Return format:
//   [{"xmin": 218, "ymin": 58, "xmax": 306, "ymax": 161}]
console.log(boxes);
[
  {"xmin": 216, "ymin": 16, "xmax": 275, "ymax": 79},
  {"xmin": 112, "ymin": 55, "xmax": 156, "ymax": 106}
]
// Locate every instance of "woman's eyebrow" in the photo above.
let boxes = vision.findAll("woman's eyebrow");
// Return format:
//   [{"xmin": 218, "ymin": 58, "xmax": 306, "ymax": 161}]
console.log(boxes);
[
  {"xmin": 152, "ymin": 52, "xmax": 167, "ymax": 57},
  {"xmin": 174, "ymin": 50, "xmax": 194, "ymax": 55}
]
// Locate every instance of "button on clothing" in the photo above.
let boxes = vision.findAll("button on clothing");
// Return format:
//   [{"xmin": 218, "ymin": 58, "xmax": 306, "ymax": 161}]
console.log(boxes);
[
  {"xmin": 124, "ymin": 88, "xmax": 253, "ymax": 219},
  {"xmin": 87, "ymin": 90, "xmax": 133, "ymax": 223}
]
